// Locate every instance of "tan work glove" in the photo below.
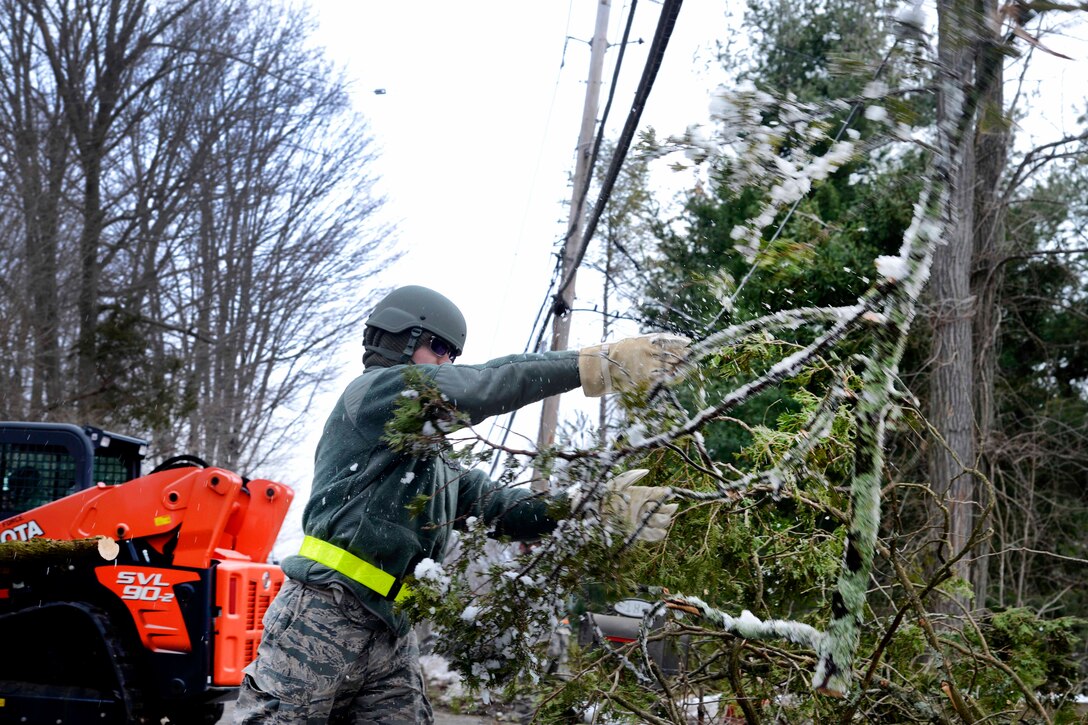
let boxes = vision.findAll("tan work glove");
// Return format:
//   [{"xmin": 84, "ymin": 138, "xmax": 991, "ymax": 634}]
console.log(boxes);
[
  {"xmin": 579, "ymin": 333, "xmax": 690, "ymax": 397},
  {"xmin": 574, "ymin": 469, "xmax": 679, "ymax": 543}
]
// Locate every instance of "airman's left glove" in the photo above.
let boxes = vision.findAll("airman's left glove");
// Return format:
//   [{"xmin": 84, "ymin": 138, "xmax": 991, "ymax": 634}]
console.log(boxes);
[{"xmin": 573, "ymin": 469, "xmax": 678, "ymax": 543}]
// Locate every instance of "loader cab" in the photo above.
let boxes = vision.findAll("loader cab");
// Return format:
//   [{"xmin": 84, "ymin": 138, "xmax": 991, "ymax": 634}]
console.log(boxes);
[{"xmin": 0, "ymin": 422, "xmax": 148, "ymax": 520}]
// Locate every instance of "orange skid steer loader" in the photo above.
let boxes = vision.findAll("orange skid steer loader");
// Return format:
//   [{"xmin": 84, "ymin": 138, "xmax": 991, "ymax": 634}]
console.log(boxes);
[{"xmin": 0, "ymin": 422, "xmax": 293, "ymax": 724}]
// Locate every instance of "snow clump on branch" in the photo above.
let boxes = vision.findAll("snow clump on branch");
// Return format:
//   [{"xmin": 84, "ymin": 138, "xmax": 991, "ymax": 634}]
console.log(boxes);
[{"xmin": 658, "ymin": 84, "xmax": 859, "ymax": 262}]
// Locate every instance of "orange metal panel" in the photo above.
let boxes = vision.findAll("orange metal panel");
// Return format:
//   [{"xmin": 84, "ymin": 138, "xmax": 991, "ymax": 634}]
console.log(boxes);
[
  {"xmin": 95, "ymin": 566, "xmax": 201, "ymax": 653},
  {"xmin": 212, "ymin": 559, "xmax": 284, "ymax": 686},
  {"xmin": 219, "ymin": 479, "xmax": 294, "ymax": 563}
]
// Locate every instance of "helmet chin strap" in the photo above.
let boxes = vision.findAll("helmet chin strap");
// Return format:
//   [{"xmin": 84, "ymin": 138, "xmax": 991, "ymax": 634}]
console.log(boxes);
[
  {"xmin": 400, "ymin": 327, "xmax": 424, "ymax": 361},
  {"xmin": 363, "ymin": 327, "xmax": 423, "ymax": 365}
]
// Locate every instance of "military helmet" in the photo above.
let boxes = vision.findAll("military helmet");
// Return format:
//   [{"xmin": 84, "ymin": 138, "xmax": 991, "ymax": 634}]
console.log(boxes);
[{"xmin": 364, "ymin": 286, "xmax": 467, "ymax": 364}]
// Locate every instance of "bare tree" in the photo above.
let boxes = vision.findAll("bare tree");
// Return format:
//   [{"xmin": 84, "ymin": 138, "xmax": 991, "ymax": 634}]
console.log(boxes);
[
  {"xmin": 0, "ymin": 0, "xmax": 73, "ymax": 417},
  {"xmin": 0, "ymin": 0, "xmax": 393, "ymax": 471},
  {"xmin": 19, "ymin": 0, "xmax": 203, "ymax": 412}
]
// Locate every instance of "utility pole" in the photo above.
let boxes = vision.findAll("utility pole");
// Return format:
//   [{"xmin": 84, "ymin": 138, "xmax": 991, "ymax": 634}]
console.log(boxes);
[{"xmin": 534, "ymin": 0, "xmax": 611, "ymax": 490}]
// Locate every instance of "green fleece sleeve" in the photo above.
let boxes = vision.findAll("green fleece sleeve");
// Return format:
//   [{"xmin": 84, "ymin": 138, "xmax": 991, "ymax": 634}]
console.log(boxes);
[
  {"xmin": 422, "ymin": 350, "xmax": 581, "ymax": 425},
  {"xmin": 456, "ymin": 468, "xmax": 561, "ymax": 541}
]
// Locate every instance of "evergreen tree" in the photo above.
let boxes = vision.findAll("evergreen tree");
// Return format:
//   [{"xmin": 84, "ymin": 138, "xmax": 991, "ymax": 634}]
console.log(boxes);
[{"xmin": 382, "ymin": 1, "xmax": 1088, "ymax": 720}]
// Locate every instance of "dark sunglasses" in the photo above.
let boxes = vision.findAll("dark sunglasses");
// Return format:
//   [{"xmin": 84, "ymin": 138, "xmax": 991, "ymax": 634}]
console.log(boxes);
[{"xmin": 427, "ymin": 335, "xmax": 458, "ymax": 362}]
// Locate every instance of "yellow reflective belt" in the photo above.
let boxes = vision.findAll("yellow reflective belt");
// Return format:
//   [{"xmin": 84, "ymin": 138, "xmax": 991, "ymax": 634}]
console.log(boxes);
[{"xmin": 298, "ymin": 535, "xmax": 412, "ymax": 603}]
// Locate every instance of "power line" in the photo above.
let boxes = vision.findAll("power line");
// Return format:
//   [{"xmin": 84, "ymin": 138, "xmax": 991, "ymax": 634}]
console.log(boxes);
[
  {"xmin": 560, "ymin": 0, "xmax": 642, "ymax": 301},
  {"xmin": 484, "ymin": 0, "xmax": 580, "ymax": 360},
  {"xmin": 488, "ymin": 0, "xmax": 684, "ymax": 476},
  {"xmin": 486, "ymin": 0, "xmax": 618, "ymax": 476},
  {"xmin": 527, "ymin": 0, "xmax": 639, "ymax": 359},
  {"xmin": 535, "ymin": 0, "xmax": 612, "ymax": 460},
  {"xmin": 552, "ymin": 0, "xmax": 683, "ymax": 309},
  {"xmin": 531, "ymin": 0, "xmax": 681, "ymax": 350}
]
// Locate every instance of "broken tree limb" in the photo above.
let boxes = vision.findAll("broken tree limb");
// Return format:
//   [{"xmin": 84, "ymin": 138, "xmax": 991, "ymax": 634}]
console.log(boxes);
[
  {"xmin": 0, "ymin": 536, "xmax": 119, "ymax": 564},
  {"xmin": 660, "ymin": 593, "xmax": 825, "ymax": 650},
  {"xmin": 811, "ymin": 173, "xmax": 944, "ymax": 698}
]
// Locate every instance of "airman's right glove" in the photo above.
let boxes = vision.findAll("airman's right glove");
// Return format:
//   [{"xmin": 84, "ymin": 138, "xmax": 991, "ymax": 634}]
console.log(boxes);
[{"xmin": 579, "ymin": 333, "xmax": 690, "ymax": 397}]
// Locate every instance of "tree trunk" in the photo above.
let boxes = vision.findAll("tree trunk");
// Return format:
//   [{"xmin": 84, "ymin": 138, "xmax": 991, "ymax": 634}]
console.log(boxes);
[
  {"xmin": 929, "ymin": 0, "xmax": 982, "ymax": 606},
  {"xmin": 30, "ymin": 120, "xmax": 67, "ymax": 415},
  {"xmin": 969, "ymin": 0, "xmax": 1009, "ymax": 610},
  {"xmin": 76, "ymin": 156, "xmax": 104, "ymax": 413}
]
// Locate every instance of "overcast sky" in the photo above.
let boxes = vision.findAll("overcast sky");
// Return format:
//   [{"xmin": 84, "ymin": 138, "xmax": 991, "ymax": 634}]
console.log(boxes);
[{"xmin": 309, "ymin": 0, "xmax": 730, "ymax": 356}]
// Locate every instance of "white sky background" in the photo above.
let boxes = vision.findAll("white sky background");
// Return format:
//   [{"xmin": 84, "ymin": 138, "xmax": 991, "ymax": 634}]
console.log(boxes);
[
  {"xmin": 270, "ymin": 1, "xmax": 1088, "ymax": 558},
  {"xmin": 309, "ymin": 0, "xmax": 731, "ymax": 362}
]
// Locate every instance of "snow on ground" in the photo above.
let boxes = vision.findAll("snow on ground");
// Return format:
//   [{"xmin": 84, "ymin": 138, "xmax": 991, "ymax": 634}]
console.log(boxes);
[
  {"xmin": 421, "ymin": 653, "xmax": 468, "ymax": 705},
  {"xmin": 420, "ymin": 651, "xmax": 753, "ymax": 724}
]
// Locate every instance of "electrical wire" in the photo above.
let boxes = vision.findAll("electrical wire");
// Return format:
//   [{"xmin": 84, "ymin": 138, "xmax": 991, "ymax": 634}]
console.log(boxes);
[
  {"xmin": 557, "ymin": 0, "xmax": 641, "ymax": 302},
  {"xmin": 552, "ymin": 0, "xmax": 683, "ymax": 306},
  {"xmin": 486, "ymin": 0, "xmax": 620, "ymax": 476},
  {"xmin": 488, "ymin": 0, "xmax": 684, "ymax": 477},
  {"xmin": 528, "ymin": 0, "xmax": 646, "ymax": 354},
  {"xmin": 487, "ymin": 0, "xmax": 655, "ymax": 476},
  {"xmin": 531, "ymin": 0, "xmax": 680, "ymax": 359}
]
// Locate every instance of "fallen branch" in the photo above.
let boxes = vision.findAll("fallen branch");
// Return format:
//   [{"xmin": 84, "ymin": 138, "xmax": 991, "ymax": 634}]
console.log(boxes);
[
  {"xmin": 660, "ymin": 593, "xmax": 825, "ymax": 650},
  {"xmin": 0, "ymin": 536, "xmax": 119, "ymax": 564}
]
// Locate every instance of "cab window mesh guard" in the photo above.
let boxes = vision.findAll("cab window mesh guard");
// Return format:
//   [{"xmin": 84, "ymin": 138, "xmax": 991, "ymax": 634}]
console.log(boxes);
[{"xmin": 0, "ymin": 443, "xmax": 78, "ymax": 511}]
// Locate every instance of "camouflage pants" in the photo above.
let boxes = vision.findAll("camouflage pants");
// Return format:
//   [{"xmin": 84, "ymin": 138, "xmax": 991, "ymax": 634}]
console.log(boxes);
[{"xmin": 234, "ymin": 579, "xmax": 432, "ymax": 724}]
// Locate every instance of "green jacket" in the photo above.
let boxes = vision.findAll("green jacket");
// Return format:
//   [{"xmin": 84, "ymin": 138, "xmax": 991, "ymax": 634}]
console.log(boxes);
[{"xmin": 281, "ymin": 350, "xmax": 581, "ymax": 636}]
